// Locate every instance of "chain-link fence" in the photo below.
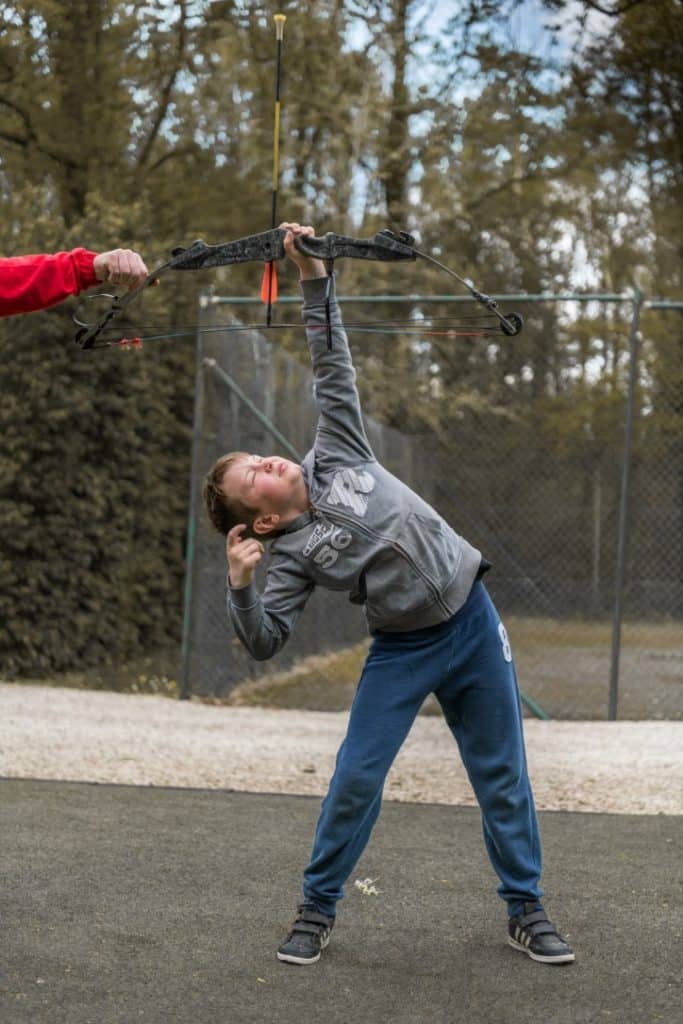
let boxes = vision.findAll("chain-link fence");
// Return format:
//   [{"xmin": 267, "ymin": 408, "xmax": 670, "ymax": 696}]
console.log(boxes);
[
  {"xmin": 180, "ymin": 305, "xmax": 432, "ymax": 704},
  {"xmin": 180, "ymin": 294, "xmax": 682, "ymax": 720}
]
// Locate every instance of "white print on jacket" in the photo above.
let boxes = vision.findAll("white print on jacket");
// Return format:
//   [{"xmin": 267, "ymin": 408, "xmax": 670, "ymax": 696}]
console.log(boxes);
[
  {"xmin": 498, "ymin": 622, "xmax": 513, "ymax": 663},
  {"xmin": 327, "ymin": 468, "xmax": 375, "ymax": 516},
  {"xmin": 303, "ymin": 521, "xmax": 335, "ymax": 557},
  {"xmin": 303, "ymin": 522, "xmax": 353, "ymax": 569}
]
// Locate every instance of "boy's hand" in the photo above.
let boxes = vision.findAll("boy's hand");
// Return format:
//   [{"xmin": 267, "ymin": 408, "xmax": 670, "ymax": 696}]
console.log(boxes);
[
  {"xmin": 227, "ymin": 524, "xmax": 264, "ymax": 588},
  {"xmin": 280, "ymin": 222, "xmax": 327, "ymax": 281}
]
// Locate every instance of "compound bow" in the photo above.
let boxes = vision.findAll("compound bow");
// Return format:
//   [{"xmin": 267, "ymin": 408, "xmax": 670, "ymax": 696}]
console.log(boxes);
[{"xmin": 73, "ymin": 227, "xmax": 523, "ymax": 351}]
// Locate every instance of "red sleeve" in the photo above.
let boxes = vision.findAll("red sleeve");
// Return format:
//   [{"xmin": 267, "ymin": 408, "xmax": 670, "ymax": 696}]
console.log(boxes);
[{"xmin": 0, "ymin": 248, "xmax": 99, "ymax": 317}]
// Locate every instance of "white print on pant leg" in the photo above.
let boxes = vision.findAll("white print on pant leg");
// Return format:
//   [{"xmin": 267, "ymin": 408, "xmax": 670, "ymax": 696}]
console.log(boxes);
[{"xmin": 498, "ymin": 622, "xmax": 513, "ymax": 662}]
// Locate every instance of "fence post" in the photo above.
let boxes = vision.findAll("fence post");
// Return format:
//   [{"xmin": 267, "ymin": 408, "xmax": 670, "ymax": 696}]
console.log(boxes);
[
  {"xmin": 179, "ymin": 294, "xmax": 211, "ymax": 699},
  {"xmin": 608, "ymin": 289, "xmax": 643, "ymax": 721}
]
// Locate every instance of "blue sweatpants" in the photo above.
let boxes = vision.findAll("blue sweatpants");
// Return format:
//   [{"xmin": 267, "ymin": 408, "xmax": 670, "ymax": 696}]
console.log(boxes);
[{"xmin": 302, "ymin": 582, "xmax": 543, "ymax": 917}]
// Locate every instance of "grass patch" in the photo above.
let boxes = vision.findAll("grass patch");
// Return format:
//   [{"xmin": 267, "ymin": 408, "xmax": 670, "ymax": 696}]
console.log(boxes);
[
  {"xmin": 506, "ymin": 617, "xmax": 682, "ymax": 651},
  {"xmin": 216, "ymin": 642, "xmax": 371, "ymax": 712},
  {"xmin": 1, "ymin": 652, "xmax": 180, "ymax": 698},
  {"xmin": 209, "ymin": 616, "xmax": 682, "ymax": 720},
  {"xmin": 4, "ymin": 617, "xmax": 680, "ymax": 720}
]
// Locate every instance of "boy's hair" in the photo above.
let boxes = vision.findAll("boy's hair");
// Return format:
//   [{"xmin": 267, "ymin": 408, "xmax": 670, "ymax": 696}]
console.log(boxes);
[{"xmin": 203, "ymin": 452, "xmax": 259, "ymax": 537}]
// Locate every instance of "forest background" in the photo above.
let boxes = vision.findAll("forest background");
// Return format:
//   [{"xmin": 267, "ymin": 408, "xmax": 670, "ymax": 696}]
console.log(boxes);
[{"xmin": 0, "ymin": 0, "xmax": 680, "ymax": 689}]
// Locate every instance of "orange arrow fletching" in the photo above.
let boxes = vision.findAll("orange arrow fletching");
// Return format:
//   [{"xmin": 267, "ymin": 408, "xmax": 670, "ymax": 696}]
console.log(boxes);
[{"xmin": 260, "ymin": 262, "xmax": 278, "ymax": 304}]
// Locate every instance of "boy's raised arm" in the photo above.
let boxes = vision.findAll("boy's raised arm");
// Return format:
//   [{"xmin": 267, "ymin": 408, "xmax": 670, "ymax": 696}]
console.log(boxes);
[{"xmin": 282, "ymin": 224, "xmax": 375, "ymax": 468}]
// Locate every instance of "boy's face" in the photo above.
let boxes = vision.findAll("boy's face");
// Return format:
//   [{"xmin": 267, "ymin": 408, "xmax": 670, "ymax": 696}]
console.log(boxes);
[{"xmin": 221, "ymin": 454, "xmax": 309, "ymax": 529}]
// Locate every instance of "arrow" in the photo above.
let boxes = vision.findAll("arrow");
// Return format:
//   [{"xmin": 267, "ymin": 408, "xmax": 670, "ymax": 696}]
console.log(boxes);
[{"xmin": 261, "ymin": 12, "xmax": 287, "ymax": 325}]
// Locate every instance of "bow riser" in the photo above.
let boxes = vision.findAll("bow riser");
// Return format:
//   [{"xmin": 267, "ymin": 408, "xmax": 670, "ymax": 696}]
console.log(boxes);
[{"xmin": 169, "ymin": 228, "xmax": 418, "ymax": 271}]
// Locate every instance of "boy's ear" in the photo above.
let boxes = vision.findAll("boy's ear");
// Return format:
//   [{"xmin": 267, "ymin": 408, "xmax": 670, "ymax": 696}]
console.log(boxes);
[{"xmin": 253, "ymin": 512, "xmax": 280, "ymax": 535}]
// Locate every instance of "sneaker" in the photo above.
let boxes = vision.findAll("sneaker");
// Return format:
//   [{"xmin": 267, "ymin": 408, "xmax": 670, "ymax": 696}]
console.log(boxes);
[
  {"xmin": 508, "ymin": 903, "xmax": 575, "ymax": 964},
  {"xmin": 277, "ymin": 903, "xmax": 335, "ymax": 965}
]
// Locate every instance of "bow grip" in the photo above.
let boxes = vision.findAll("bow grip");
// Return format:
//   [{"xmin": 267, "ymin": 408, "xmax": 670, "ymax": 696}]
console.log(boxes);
[{"xmin": 294, "ymin": 230, "xmax": 417, "ymax": 262}]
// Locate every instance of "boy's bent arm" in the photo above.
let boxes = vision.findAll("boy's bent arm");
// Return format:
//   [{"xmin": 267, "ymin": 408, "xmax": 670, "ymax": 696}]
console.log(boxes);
[
  {"xmin": 228, "ymin": 554, "xmax": 314, "ymax": 660},
  {"xmin": 301, "ymin": 277, "xmax": 374, "ymax": 467}
]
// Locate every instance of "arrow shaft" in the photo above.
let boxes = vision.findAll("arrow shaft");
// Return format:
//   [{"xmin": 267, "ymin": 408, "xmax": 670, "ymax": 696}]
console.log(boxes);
[{"xmin": 265, "ymin": 13, "xmax": 287, "ymax": 325}]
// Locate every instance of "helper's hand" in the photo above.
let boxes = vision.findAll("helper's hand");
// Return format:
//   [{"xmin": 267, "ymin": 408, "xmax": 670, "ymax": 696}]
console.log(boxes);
[
  {"xmin": 227, "ymin": 524, "xmax": 264, "ymax": 588},
  {"xmin": 93, "ymin": 249, "xmax": 151, "ymax": 291},
  {"xmin": 279, "ymin": 222, "xmax": 327, "ymax": 281}
]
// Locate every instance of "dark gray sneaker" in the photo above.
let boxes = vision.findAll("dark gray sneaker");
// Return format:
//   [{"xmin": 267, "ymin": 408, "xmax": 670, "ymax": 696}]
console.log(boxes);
[
  {"xmin": 508, "ymin": 903, "xmax": 575, "ymax": 964},
  {"xmin": 277, "ymin": 904, "xmax": 335, "ymax": 965}
]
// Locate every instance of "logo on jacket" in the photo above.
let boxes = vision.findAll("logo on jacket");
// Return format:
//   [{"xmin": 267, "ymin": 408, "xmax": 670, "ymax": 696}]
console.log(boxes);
[
  {"xmin": 327, "ymin": 468, "xmax": 375, "ymax": 516},
  {"xmin": 303, "ymin": 521, "xmax": 335, "ymax": 557},
  {"xmin": 303, "ymin": 521, "xmax": 353, "ymax": 569}
]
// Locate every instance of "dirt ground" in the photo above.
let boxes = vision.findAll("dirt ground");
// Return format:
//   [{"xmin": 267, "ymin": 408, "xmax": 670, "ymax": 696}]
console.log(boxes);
[{"xmin": 1, "ymin": 682, "xmax": 681, "ymax": 815}]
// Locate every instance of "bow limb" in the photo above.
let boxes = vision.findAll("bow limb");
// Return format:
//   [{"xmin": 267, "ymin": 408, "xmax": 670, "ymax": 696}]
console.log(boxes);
[
  {"xmin": 74, "ymin": 229, "xmax": 289, "ymax": 348},
  {"xmin": 293, "ymin": 229, "xmax": 417, "ymax": 263},
  {"xmin": 74, "ymin": 259, "xmax": 177, "ymax": 350},
  {"xmin": 410, "ymin": 245, "xmax": 523, "ymax": 336},
  {"xmin": 295, "ymin": 228, "xmax": 522, "ymax": 335},
  {"xmin": 168, "ymin": 228, "xmax": 286, "ymax": 271}
]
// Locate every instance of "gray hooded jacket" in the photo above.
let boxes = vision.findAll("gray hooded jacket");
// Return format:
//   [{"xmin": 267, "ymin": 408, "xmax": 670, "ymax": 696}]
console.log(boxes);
[{"xmin": 228, "ymin": 277, "xmax": 483, "ymax": 660}]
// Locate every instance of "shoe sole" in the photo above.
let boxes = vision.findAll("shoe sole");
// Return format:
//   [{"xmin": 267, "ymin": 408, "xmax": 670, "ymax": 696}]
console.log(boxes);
[
  {"xmin": 508, "ymin": 936, "xmax": 575, "ymax": 964},
  {"xmin": 277, "ymin": 933, "xmax": 330, "ymax": 966}
]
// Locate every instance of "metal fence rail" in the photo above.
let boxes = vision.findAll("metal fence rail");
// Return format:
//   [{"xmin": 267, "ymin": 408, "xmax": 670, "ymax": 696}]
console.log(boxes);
[{"xmin": 180, "ymin": 292, "xmax": 683, "ymax": 720}]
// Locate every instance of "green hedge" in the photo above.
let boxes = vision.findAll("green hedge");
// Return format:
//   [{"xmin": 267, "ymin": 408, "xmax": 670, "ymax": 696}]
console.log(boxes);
[{"xmin": 0, "ymin": 304, "xmax": 194, "ymax": 676}]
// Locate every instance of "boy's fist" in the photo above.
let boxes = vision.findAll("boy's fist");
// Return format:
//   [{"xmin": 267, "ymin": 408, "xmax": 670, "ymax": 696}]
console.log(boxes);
[
  {"xmin": 279, "ymin": 222, "xmax": 326, "ymax": 280},
  {"xmin": 227, "ymin": 524, "xmax": 264, "ymax": 588}
]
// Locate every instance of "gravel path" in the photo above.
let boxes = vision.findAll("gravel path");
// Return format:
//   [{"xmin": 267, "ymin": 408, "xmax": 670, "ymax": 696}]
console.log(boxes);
[{"xmin": 1, "ymin": 682, "xmax": 681, "ymax": 815}]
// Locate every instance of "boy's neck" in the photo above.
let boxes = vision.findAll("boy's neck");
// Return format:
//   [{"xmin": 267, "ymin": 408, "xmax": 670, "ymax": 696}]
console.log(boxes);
[{"xmin": 277, "ymin": 480, "xmax": 312, "ymax": 527}]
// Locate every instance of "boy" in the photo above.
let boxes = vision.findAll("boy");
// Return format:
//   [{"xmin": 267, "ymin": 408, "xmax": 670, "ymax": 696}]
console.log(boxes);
[{"xmin": 203, "ymin": 222, "xmax": 575, "ymax": 968}]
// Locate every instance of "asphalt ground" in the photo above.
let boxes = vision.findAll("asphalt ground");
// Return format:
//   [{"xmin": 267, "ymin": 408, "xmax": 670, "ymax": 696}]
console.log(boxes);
[{"xmin": 1, "ymin": 779, "xmax": 680, "ymax": 1024}]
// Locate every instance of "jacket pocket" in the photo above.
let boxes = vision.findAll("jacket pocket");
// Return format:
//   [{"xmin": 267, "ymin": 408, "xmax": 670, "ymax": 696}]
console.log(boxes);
[
  {"xmin": 406, "ymin": 512, "xmax": 462, "ymax": 591},
  {"xmin": 363, "ymin": 548, "xmax": 435, "ymax": 624}
]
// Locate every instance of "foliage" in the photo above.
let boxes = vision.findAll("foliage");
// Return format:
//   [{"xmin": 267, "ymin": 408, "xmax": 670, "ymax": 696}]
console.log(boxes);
[{"xmin": 0, "ymin": 0, "xmax": 680, "ymax": 676}]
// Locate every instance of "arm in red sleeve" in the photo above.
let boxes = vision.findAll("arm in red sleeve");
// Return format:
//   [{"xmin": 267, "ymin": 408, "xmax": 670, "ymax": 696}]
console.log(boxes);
[{"xmin": 0, "ymin": 248, "xmax": 100, "ymax": 317}]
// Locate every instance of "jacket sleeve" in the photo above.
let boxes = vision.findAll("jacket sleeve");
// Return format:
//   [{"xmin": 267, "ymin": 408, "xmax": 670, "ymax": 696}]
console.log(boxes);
[
  {"xmin": 228, "ymin": 554, "xmax": 315, "ymax": 661},
  {"xmin": 301, "ymin": 277, "xmax": 375, "ymax": 468},
  {"xmin": 0, "ymin": 249, "xmax": 99, "ymax": 317}
]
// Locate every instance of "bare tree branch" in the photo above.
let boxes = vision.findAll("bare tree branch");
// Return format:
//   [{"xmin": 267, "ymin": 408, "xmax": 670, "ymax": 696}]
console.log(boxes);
[
  {"xmin": 0, "ymin": 128, "xmax": 26, "ymax": 148},
  {"xmin": 146, "ymin": 145, "xmax": 200, "ymax": 175},
  {"xmin": 0, "ymin": 96, "xmax": 79, "ymax": 170},
  {"xmin": 136, "ymin": 1, "xmax": 189, "ymax": 170},
  {"xmin": 0, "ymin": 95, "xmax": 35, "ymax": 144},
  {"xmin": 582, "ymin": 0, "xmax": 649, "ymax": 16}
]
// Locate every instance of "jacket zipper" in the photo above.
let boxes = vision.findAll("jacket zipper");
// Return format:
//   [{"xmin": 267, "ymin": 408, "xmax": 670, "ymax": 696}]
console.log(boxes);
[{"xmin": 316, "ymin": 506, "xmax": 452, "ymax": 615}]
